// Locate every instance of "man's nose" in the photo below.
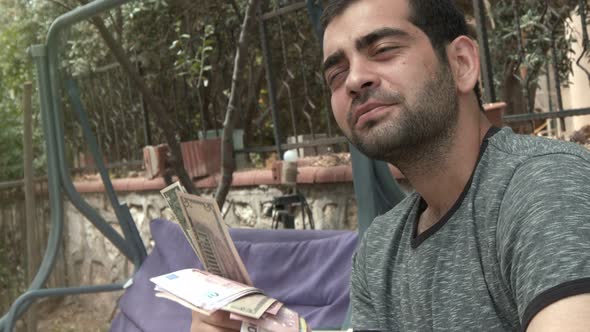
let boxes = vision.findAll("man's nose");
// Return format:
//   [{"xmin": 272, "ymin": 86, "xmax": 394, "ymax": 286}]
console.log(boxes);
[{"xmin": 345, "ymin": 60, "xmax": 379, "ymax": 98}]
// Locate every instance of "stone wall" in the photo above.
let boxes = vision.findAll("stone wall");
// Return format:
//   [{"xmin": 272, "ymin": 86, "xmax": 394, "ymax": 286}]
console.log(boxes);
[
  {"xmin": 218, "ymin": 184, "xmax": 357, "ymax": 230},
  {"xmin": 62, "ymin": 183, "xmax": 356, "ymax": 313}
]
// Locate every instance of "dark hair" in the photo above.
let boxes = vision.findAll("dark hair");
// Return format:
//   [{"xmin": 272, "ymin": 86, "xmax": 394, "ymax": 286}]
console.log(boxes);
[{"xmin": 321, "ymin": 0, "xmax": 483, "ymax": 107}]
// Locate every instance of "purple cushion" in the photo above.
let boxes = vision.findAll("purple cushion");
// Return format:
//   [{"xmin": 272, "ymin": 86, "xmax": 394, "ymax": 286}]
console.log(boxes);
[{"xmin": 111, "ymin": 218, "xmax": 357, "ymax": 331}]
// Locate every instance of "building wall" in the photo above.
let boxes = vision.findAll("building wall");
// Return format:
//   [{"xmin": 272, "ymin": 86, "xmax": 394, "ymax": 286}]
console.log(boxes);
[{"xmin": 533, "ymin": 12, "xmax": 590, "ymax": 138}]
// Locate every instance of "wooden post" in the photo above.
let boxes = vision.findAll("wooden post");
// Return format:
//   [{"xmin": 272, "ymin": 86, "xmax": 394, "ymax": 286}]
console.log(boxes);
[{"xmin": 23, "ymin": 81, "xmax": 38, "ymax": 332}]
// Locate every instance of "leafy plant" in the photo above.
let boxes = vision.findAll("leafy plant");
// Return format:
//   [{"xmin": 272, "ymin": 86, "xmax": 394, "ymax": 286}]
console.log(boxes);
[
  {"xmin": 487, "ymin": 0, "xmax": 582, "ymax": 117},
  {"xmin": 170, "ymin": 23, "xmax": 215, "ymax": 137},
  {"xmin": 0, "ymin": 2, "xmax": 45, "ymax": 182}
]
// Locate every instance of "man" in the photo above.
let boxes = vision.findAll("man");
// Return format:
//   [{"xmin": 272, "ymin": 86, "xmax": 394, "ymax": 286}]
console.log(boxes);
[
  {"xmin": 322, "ymin": 0, "xmax": 590, "ymax": 331},
  {"xmin": 192, "ymin": 0, "xmax": 590, "ymax": 330}
]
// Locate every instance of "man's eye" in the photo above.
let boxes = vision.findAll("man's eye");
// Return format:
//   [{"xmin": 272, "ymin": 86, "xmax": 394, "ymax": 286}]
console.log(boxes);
[
  {"xmin": 329, "ymin": 70, "xmax": 346, "ymax": 86},
  {"xmin": 375, "ymin": 46, "xmax": 396, "ymax": 54}
]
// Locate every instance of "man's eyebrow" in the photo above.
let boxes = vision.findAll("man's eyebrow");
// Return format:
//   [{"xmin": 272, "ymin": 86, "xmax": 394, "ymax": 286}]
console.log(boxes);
[
  {"xmin": 321, "ymin": 28, "xmax": 409, "ymax": 77},
  {"xmin": 355, "ymin": 27, "xmax": 410, "ymax": 51},
  {"xmin": 322, "ymin": 50, "xmax": 345, "ymax": 76}
]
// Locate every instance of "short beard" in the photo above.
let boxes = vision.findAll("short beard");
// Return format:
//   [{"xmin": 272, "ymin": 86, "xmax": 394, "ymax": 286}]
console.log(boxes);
[{"xmin": 349, "ymin": 62, "xmax": 459, "ymax": 172}]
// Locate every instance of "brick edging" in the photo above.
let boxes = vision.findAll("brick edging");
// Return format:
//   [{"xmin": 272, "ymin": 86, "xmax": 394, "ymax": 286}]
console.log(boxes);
[{"xmin": 74, "ymin": 165, "xmax": 360, "ymax": 193}]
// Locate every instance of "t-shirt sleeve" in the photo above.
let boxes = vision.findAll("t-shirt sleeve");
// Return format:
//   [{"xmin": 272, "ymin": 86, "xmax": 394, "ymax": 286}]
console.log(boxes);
[
  {"xmin": 350, "ymin": 237, "xmax": 380, "ymax": 330},
  {"xmin": 497, "ymin": 153, "xmax": 590, "ymax": 330}
]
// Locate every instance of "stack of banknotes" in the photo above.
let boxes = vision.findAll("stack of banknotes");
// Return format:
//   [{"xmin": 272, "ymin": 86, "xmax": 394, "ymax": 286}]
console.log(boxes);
[{"xmin": 155, "ymin": 182, "xmax": 311, "ymax": 332}]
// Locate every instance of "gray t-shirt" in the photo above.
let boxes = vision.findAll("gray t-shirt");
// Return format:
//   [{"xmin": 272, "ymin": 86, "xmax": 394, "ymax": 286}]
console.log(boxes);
[{"xmin": 351, "ymin": 127, "xmax": 590, "ymax": 331}]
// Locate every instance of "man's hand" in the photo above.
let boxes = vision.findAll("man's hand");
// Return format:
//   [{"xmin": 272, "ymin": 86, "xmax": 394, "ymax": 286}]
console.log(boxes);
[{"xmin": 191, "ymin": 310, "xmax": 242, "ymax": 332}]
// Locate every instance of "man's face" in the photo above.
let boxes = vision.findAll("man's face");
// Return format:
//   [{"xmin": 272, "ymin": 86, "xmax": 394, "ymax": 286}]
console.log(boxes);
[{"xmin": 322, "ymin": 0, "xmax": 459, "ymax": 161}]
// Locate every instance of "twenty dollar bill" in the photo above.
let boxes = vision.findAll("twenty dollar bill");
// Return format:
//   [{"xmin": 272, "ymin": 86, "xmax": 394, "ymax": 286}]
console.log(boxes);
[
  {"xmin": 160, "ymin": 182, "xmax": 205, "ymax": 263},
  {"xmin": 177, "ymin": 191, "xmax": 253, "ymax": 286}
]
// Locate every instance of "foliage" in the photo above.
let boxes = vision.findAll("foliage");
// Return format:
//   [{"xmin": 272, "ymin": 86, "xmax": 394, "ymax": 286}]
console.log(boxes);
[
  {"xmin": 2, "ymin": 0, "xmax": 588, "ymax": 182},
  {"xmin": 487, "ymin": 0, "xmax": 583, "ymax": 115},
  {"xmin": 170, "ymin": 23, "xmax": 215, "ymax": 89},
  {"xmin": 1, "ymin": 0, "xmax": 336, "ymax": 177},
  {"xmin": 0, "ymin": 0, "xmax": 45, "ymax": 182},
  {"xmin": 170, "ymin": 22, "xmax": 215, "ymax": 136}
]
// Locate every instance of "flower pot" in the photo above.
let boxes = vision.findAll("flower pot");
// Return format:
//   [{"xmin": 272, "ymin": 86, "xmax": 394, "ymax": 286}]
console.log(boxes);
[
  {"xmin": 483, "ymin": 102, "xmax": 506, "ymax": 128},
  {"xmin": 181, "ymin": 138, "xmax": 223, "ymax": 179}
]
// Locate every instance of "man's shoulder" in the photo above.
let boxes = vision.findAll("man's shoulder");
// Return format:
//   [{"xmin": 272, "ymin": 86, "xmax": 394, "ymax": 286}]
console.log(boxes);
[
  {"xmin": 488, "ymin": 127, "xmax": 590, "ymax": 163},
  {"xmin": 478, "ymin": 129, "xmax": 590, "ymax": 209},
  {"xmin": 363, "ymin": 193, "xmax": 418, "ymax": 238},
  {"xmin": 354, "ymin": 194, "xmax": 418, "ymax": 269}
]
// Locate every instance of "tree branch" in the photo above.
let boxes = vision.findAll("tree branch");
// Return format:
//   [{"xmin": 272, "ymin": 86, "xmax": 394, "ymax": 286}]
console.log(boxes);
[
  {"xmin": 214, "ymin": 0, "xmax": 260, "ymax": 209},
  {"xmin": 228, "ymin": 0, "xmax": 243, "ymax": 21},
  {"xmin": 77, "ymin": 0, "xmax": 197, "ymax": 193},
  {"xmin": 47, "ymin": 0, "xmax": 72, "ymax": 11}
]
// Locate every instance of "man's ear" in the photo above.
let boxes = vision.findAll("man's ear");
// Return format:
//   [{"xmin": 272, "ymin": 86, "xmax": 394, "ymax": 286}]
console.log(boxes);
[{"xmin": 446, "ymin": 36, "xmax": 480, "ymax": 95}]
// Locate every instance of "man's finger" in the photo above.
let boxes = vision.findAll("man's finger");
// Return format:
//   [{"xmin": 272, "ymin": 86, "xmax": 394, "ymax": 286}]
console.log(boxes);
[
  {"xmin": 192, "ymin": 310, "xmax": 242, "ymax": 331},
  {"xmin": 196, "ymin": 324, "xmax": 240, "ymax": 332},
  {"xmin": 203, "ymin": 311, "xmax": 242, "ymax": 330}
]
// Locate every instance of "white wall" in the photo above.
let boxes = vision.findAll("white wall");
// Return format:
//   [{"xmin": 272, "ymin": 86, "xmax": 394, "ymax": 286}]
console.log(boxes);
[{"xmin": 563, "ymin": 12, "xmax": 590, "ymax": 136}]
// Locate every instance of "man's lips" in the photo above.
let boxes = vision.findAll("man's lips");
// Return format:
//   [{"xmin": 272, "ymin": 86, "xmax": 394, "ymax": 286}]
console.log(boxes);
[{"xmin": 352, "ymin": 102, "xmax": 396, "ymax": 128}]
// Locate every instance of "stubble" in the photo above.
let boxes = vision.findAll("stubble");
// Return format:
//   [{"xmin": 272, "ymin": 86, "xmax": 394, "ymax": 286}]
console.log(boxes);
[{"xmin": 348, "ymin": 62, "xmax": 459, "ymax": 173}]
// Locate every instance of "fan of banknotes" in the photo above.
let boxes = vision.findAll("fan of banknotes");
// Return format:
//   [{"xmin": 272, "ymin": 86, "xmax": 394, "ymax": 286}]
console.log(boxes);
[{"xmin": 156, "ymin": 182, "xmax": 311, "ymax": 332}]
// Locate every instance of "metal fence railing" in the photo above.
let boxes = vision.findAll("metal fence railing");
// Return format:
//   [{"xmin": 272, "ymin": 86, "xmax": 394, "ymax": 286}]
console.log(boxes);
[
  {"xmin": 54, "ymin": 0, "xmax": 590, "ymax": 177},
  {"xmin": 56, "ymin": 0, "xmax": 347, "ymax": 178},
  {"xmin": 474, "ymin": 0, "xmax": 590, "ymax": 133},
  {"xmin": 63, "ymin": 63, "xmax": 150, "ymax": 173}
]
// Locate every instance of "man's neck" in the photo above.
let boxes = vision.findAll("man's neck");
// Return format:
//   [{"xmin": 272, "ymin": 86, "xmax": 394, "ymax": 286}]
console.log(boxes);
[{"xmin": 399, "ymin": 109, "xmax": 492, "ymax": 231}]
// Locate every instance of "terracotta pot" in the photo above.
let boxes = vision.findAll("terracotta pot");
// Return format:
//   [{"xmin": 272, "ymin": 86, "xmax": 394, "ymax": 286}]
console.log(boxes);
[
  {"xmin": 181, "ymin": 138, "xmax": 223, "ymax": 179},
  {"xmin": 142, "ymin": 138, "xmax": 226, "ymax": 180},
  {"xmin": 483, "ymin": 102, "xmax": 506, "ymax": 128},
  {"xmin": 143, "ymin": 144, "xmax": 169, "ymax": 179}
]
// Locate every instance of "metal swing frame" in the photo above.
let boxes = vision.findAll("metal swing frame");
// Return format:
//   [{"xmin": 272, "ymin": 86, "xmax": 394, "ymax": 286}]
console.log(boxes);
[
  {"xmin": 0, "ymin": 1, "xmax": 145, "ymax": 330},
  {"xmin": 0, "ymin": 1, "xmax": 338, "ymax": 330}
]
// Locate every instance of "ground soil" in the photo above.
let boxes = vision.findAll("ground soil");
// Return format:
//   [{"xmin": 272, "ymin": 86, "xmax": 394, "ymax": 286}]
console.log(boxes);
[{"xmin": 17, "ymin": 296, "xmax": 114, "ymax": 332}]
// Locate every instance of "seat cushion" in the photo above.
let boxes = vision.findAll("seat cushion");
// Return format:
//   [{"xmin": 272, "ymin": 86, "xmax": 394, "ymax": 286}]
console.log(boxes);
[{"xmin": 111, "ymin": 218, "xmax": 357, "ymax": 331}]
